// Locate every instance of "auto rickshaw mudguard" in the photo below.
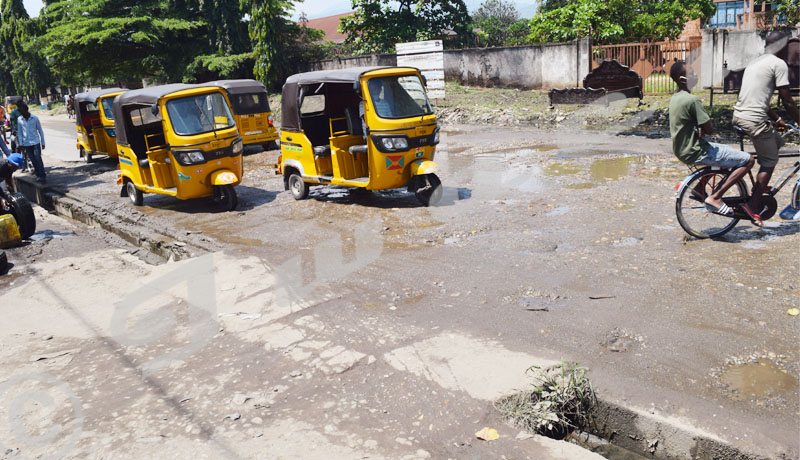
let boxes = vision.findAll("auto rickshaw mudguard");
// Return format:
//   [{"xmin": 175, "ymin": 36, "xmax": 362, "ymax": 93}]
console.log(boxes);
[
  {"xmin": 210, "ymin": 170, "xmax": 239, "ymax": 185},
  {"xmin": 409, "ymin": 159, "xmax": 439, "ymax": 176}
]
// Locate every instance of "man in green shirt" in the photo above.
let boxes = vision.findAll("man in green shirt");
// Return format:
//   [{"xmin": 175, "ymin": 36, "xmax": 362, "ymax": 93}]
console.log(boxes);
[
  {"xmin": 8, "ymin": 106, "xmax": 20, "ymax": 153},
  {"xmin": 669, "ymin": 61, "xmax": 755, "ymax": 218}
]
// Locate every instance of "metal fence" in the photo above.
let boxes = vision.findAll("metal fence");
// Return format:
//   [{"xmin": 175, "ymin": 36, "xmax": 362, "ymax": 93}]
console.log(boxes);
[{"xmin": 593, "ymin": 39, "xmax": 703, "ymax": 94}]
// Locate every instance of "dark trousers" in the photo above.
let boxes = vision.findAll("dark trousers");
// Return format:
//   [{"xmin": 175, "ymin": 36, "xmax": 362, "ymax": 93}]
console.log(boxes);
[{"xmin": 22, "ymin": 144, "xmax": 45, "ymax": 179}]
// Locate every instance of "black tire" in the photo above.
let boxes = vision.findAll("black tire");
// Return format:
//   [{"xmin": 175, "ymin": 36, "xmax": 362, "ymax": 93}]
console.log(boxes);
[
  {"xmin": 288, "ymin": 173, "xmax": 309, "ymax": 200},
  {"xmin": 264, "ymin": 140, "xmax": 279, "ymax": 151},
  {"xmin": 80, "ymin": 146, "xmax": 92, "ymax": 163},
  {"xmin": 0, "ymin": 250, "xmax": 7, "ymax": 274},
  {"xmin": 215, "ymin": 185, "xmax": 238, "ymax": 211},
  {"xmin": 676, "ymin": 169, "xmax": 745, "ymax": 239},
  {"xmin": 7, "ymin": 192, "xmax": 35, "ymax": 239},
  {"xmin": 414, "ymin": 174, "xmax": 443, "ymax": 207},
  {"xmin": 126, "ymin": 180, "xmax": 143, "ymax": 206}
]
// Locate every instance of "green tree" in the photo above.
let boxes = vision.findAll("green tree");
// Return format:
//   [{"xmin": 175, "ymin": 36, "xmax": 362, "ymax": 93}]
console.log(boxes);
[
  {"xmin": 241, "ymin": 0, "xmax": 293, "ymax": 86},
  {"xmin": 473, "ymin": 0, "xmax": 529, "ymax": 47},
  {"xmin": 184, "ymin": 0, "xmax": 253, "ymax": 82},
  {"xmin": 340, "ymin": 0, "xmax": 473, "ymax": 54},
  {"xmin": 756, "ymin": 0, "xmax": 800, "ymax": 26},
  {"xmin": 0, "ymin": 0, "xmax": 51, "ymax": 96},
  {"xmin": 40, "ymin": 0, "xmax": 205, "ymax": 85},
  {"xmin": 528, "ymin": 0, "xmax": 716, "ymax": 44}
]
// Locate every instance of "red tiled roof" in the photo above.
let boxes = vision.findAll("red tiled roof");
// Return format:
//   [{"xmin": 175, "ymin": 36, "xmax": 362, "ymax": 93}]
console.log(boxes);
[{"xmin": 301, "ymin": 12, "xmax": 353, "ymax": 44}]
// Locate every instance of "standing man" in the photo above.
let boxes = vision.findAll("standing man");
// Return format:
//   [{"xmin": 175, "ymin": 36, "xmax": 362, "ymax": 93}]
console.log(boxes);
[
  {"xmin": 17, "ymin": 102, "xmax": 47, "ymax": 183},
  {"xmin": 733, "ymin": 31, "xmax": 800, "ymax": 225}
]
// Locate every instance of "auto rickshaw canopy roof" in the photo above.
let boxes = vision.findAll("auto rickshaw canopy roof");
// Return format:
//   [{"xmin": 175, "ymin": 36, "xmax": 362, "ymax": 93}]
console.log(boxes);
[
  {"xmin": 5, "ymin": 96, "xmax": 23, "ymax": 108},
  {"xmin": 206, "ymin": 79, "xmax": 266, "ymax": 95},
  {"xmin": 281, "ymin": 66, "xmax": 409, "ymax": 131},
  {"xmin": 112, "ymin": 83, "xmax": 225, "ymax": 146},
  {"xmin": 74, "ymin": 87, "xmax": 126, "ymax": 126}
]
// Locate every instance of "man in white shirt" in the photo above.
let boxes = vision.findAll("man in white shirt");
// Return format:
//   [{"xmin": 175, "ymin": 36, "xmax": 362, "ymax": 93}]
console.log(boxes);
[{"xmin": 733, "ymin": 31, "xmax": 799, "ymax": 225}]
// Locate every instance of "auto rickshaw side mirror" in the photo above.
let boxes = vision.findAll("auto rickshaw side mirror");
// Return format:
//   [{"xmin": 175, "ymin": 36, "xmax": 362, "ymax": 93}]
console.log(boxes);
[
  {"xmin": 151, "ymin": 104, "xmax": 159, "ymax": 116},
  {"xmin": 421, "ymin": 74, "xmax": 427, "ymax": 86},
  {"xmin": 353, "ymin": 81, "xmax": 361, "ymax": 96}
]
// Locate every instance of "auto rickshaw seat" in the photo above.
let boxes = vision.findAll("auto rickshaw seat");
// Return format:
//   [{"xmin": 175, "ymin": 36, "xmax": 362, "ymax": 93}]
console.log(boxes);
[
  {"xmin": 313, "ymin": 145, "xmax": 331, "ymax": 158},
  {"xmin": 344, "ymin": 107, "xmax": 363, "ymax": 136},
  {"xmin": 348, "ymin": 145, "xmax": 368, "ymax": 154},
  {"xmin": 138, "ymin": 158, "xmax": 150, "ymax": 168}
]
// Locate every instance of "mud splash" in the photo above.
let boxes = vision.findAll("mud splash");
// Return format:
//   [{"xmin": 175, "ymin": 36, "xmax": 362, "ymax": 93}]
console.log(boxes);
[{"xmin": 719, "ymin": 360, "xmax": 799, "ymax": 400}]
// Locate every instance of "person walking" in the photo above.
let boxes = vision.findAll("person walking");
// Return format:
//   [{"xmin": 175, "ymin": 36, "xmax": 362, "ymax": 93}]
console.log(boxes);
[
  {"xmin": 733, "ymin": 31, "xmax": 800, "ymax": 226},
  {"xmin": 17, "ymin": 102, "xmax": 46, "ymax": 183}
]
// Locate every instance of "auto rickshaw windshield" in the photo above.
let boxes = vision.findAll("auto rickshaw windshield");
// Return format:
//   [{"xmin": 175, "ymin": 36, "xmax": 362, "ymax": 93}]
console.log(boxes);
[
  {"xmin": 101, "ymin": 98, "xmax": 116, "ymax": 120},
  {"xmin": 166, "ymin": 92, "xmax": 235, "ymax": 136},
  {"xmin": 367, "ymin": 75, "xmax": 433, "ymax": 119}
]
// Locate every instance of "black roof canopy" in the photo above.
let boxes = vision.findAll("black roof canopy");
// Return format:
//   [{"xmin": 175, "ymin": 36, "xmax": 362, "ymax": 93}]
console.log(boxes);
[
  {"xmin": 74, "ymin": 88, "xmax": 126, "ymax": 126},
  {"xmin": 112, "ymin": 84, "xmax": 201, "ymax": 146},
  {"xmin": 281, "ymin": 67, "xmax": 403, "ymax": 131},
  {"xmin": 206, "ymin": 79, "xmax": 267, "ymax": 95},
  {"xmin": 5, "ymin": 96, "xmax": 23, "ymax": 105}
]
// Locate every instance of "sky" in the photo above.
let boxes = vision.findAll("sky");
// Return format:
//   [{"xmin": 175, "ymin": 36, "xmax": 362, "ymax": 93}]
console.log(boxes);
[
  {"xmin": 22, "ymin": 0, "xmax": 538, "ymax": 22},
  {"xmin": 23, "ymin": 0, "xmax": 42, "ymax": 16}
]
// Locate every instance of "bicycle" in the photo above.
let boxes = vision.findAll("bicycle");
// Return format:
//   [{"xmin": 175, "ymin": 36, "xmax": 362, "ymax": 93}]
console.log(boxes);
[{"xmin": 675, "ymin": 123, "xmax": 800, "ymax": 239}]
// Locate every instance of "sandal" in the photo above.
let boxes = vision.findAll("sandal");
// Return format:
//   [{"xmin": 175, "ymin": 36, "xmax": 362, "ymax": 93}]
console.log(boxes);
[
  {"xmin": 740, "ymin": 203, "xmax": 764, "ymax": 227},
  {"xmin": 704, "ymin": 202, "xmax": 734, "ymax": 217}
]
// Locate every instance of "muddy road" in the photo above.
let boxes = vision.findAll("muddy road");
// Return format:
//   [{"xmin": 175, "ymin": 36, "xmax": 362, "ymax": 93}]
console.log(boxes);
[{"xmin": 1, "ymin": 112, "xmax": 798, "ymax": 459}]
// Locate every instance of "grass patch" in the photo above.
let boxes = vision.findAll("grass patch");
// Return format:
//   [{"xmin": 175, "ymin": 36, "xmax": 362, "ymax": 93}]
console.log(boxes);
[{"xmin": 494, "ymin": 361, "xmax": 596, "ymax": 439}]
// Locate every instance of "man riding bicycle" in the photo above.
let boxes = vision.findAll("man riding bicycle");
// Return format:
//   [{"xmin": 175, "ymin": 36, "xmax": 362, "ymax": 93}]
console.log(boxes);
[
  {"xmin": 669, "ymin": 61, "xmax": 755, "ymax": 217},
  {"xmin": 733, "ymin": 31, "xmax": 800, "ymax": 226}
]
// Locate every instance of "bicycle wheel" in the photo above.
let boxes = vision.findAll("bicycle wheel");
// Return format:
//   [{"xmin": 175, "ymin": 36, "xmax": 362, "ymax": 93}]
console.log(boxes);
[{"xmin": 676, "ymin": 169, "xmax": 746, "ymax": 239}]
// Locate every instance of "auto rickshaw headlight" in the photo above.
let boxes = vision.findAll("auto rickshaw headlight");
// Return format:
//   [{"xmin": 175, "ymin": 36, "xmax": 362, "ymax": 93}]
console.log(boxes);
[
  {"xmin": 433, "ymin": 131, "xmax": 440, "ymax": 145},
  {"xmin": 381, "ymin": 137, "xmax": 408, "ymax": 151},
  {"xmin": 232, "ymin": 139, "xmax": 243, "ymax": 155},
  {"xmin": 178, "ymin": 151, "xmax": 205, "ymax": 165}
]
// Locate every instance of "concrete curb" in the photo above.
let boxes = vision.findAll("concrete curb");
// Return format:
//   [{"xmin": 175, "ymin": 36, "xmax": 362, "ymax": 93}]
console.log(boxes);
[
  {"xmin": 587, "ymin": 399, "xmax": 783, "ymax": 460},
  {"xmin": 12, "ymin": 174, "xmax": 210, "ymax": 262}
]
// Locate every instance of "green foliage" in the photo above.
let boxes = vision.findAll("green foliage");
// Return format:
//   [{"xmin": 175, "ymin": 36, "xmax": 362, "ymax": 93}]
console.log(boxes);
[
  {"xmin": 756, "ymin": 0, "xmax": 800, "ymax": 26},
  {"xmin": 41, "ymin": 0, "xmax": 206, "ymax": 84},
  {"xmin": 340, "ymin": 0, "xmax": 473, "ymax": 54},
  {"xmin": 241, "ymin": 0, "xmax": 294, "ymax": 87},
  {"xmin": 494, "ymin": 361, "xmax": 596, "ymax": 438},
  {"xmin": 528, "ymin": 0, "xmax": 716, "ymax": 45},
  {"xmin": 0, "ymin": 0, "xmax": 51, "ymax": 95},
  {"xmin": 473, "ymin": 0, "xmax": 529, "ymax": 47}
]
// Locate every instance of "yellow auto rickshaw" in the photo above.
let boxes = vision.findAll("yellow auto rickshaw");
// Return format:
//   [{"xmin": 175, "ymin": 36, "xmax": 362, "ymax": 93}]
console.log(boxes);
[
  {"xmin": 5, "ymin": 96, "xmax": 22, "ymax": 113},
  {"xmin": 277, "ymin": 66, "xmax": 442, "ymax": 206},
  {"xmin": 207, "ymin": 79, "xmax": 279, "ymax": 151},
  {"xmin": 74, "ymin": 88, "xmax": 127, "ymax": 162},
  {"xmin": 113, "ymin": 83, "xmax": 244, "ymax": 210}
]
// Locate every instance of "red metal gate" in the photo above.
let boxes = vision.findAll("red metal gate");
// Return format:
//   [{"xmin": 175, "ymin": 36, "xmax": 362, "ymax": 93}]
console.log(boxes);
[{"xmin": 593, "ymin": 39, "xmax": 702, "ymax": 94}]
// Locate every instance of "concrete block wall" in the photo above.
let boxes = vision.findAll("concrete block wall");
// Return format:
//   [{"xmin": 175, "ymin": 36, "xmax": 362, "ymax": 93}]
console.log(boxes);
[
  {"xmin": 305, "ymin": 38, "xmax": 592, "ymax": 90},
  {"xmin": 700, "ymin": 28, "xmax": 799, "ymax": 89},
  {"xmin": 443, "ymin": 39, "xmax": 591, "ymax": 89}
]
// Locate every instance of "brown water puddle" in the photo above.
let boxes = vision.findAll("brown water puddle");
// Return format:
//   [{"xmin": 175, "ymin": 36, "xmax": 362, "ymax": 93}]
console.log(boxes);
[
  {"xmin": 543, "ymin": 162, "xmax": 583, "ymax": 177},
  {"xmin": 719, "ymin": 360, "xmax": 799, "ymax": 400},
  {"xmin": 590, "ymin": 156, "xmax": 646, "ymax": 181}
]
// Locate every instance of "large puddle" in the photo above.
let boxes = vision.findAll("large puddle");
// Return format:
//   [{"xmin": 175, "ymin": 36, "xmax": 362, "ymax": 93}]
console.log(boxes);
[{"xmin": 719, "ymin": 360, "xmax": 799, "ymax": 400}]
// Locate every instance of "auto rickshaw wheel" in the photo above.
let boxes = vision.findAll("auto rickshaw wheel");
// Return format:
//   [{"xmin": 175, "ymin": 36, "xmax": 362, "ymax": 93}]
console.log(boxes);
[
  {"xmin": 214, "ymin": 185, "xmax": 238, "ymax": 211},
  {"xmin": 80, "ymin": 146, "xmax": 92, "ymax": 163},
  {"xmin": 126, "ymin": 181, "xmax": 143, "ymax": 206},
  {"xmin": 264, "ymin": 141, "xmax": 279, "ymax": 151},
  {"xmin": 288, "ymin": 173, "xmax": 309, "ymax": 200},
  {"xmin": 414, "ymin": 174, "xmax": 442, "ymax": 207},
  {"xmin": 6, "ymin": 192, "xmax": 36, "ymax": 239}
]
